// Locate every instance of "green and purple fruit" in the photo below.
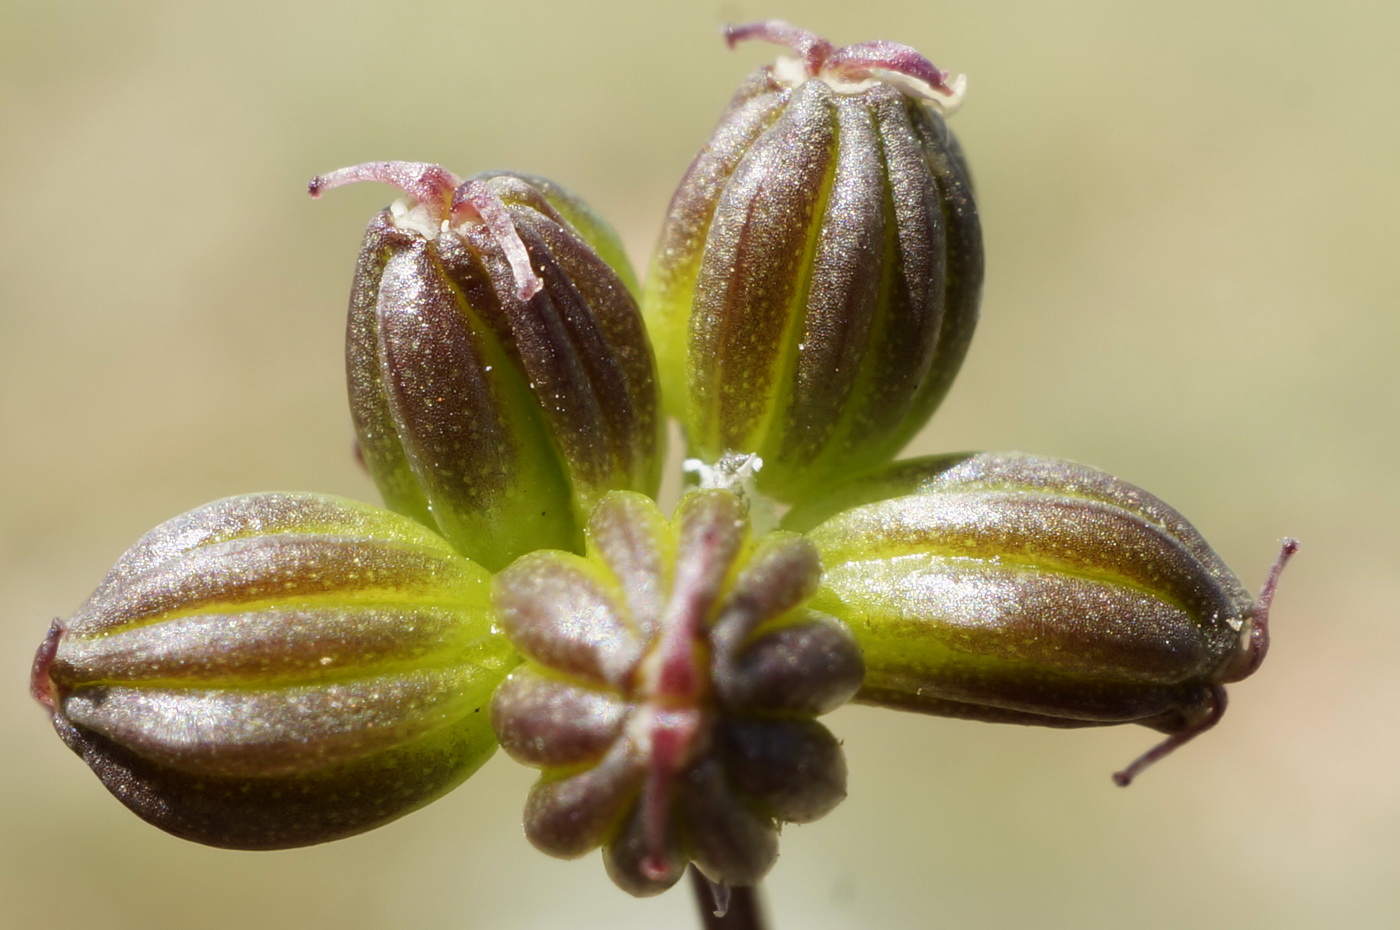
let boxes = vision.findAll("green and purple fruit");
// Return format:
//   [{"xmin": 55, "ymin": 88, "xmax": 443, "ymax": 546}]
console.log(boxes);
[
  {"xmin": 644, "ymin": 21, "xmax": 982, "ymax": 502},
  {"xmin": 313, "ymin": 164, "xmax": 662, "ymax": 569},
  {"xmin": 785, "ymin": 452, "xmax": 1296, "ymax": 784},
  {"xmin": 32, "ymin": 492, "xmax": 513, "ymax": 848}
]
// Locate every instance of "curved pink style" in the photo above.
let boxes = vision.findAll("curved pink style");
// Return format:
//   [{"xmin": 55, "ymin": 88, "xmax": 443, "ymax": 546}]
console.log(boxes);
[
  {"xmin": 723, "ymin": 19, "xmax": 956, "ymax": 97},
  {"xmin": 452, "ymin": 180, "xmax": 544, "ymax": 301},
  {"xmin": 824, "ymin": 40, "xmax": 956, "ymax": 96},
  {"xmin": 1224, "ymin": 536, "xmax": 1301, "ymax": 683},
  {"xmin": 308, "ymin": 161, "xmax": 461, "ymax": 225},
  {"xmin": 309, "ymin": 161, "xmax": 543, "ymax": 301},
  {"xmin": 723, "ymin": 20, "xmax": 834, "ymax": 76}
]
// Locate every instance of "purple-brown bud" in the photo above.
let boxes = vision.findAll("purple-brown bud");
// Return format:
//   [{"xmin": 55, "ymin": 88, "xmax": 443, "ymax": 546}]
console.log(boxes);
[{"xmin": 490, "ymin": 489, "xmax": 863, "ymax": 894}]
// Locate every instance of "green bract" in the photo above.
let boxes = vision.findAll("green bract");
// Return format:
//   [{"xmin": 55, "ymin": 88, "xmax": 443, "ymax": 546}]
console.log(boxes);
[
  {"xmin": 32, "ymin": 493, "xmax": 514, "ymax": 848},
  {"xmin": 643, "ymin": 21, "xmax": 982, "ymax": 503},
  {"xmin": 312, "ymin": 163, "xmax": 663, "ymax": 571}
]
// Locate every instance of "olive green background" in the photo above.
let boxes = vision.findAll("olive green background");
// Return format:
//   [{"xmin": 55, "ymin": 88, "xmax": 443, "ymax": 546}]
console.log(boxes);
[{"xmin": 2, "ymin": 0, "xmax": 1395, "ymax": 927}]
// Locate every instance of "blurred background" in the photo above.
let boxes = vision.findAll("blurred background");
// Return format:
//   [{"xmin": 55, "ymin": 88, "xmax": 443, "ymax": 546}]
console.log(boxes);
[{"xmin": 2, "ymin": 0, "xmax": 1395, "ymax": 927}]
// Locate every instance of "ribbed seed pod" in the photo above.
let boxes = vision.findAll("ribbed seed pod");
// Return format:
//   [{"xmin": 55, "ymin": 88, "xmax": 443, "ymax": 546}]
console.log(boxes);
[
  {"xmin": 490, "ymin": 489, "xmax": 863, "ymax": 895},
  {"xmin": 30, "ymin": 492, "xmax": 514, "ymax": 848},
  {"xmin": 643, "ymin": 21, "xmax": 982, "ymax": 503},
  {"xmin": 785, "ymin": 452, "xmax": 1296, "ymax": 784},
  {"xmin": 312, "ymin": 163, "xmax": 662, "ymax": 570}
]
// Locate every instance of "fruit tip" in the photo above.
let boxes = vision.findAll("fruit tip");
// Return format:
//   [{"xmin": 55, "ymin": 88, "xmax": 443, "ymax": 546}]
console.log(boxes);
[{"xmin": 30, "ymin": 618, "xmax": 64, "ymax": 713}]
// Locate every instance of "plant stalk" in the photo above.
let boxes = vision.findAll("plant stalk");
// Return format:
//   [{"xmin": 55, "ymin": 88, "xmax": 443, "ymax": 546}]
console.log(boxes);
[{"xmin": 688, "ymin": 867, "xmax": 767, "ymax": 930}]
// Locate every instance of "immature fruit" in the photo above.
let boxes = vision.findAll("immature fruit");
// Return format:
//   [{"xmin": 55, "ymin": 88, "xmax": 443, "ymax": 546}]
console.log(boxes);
[
  {"xmin": 644, "ymin": 21, "xmax": 982, "ymax": 503},
  {"xmin": 785, "ymin": 452, "xmax": 1297, "ymax": 784},
  {"xmin": 490, "ymin": 489, "xmax": 863, "ymax": 894},
  {"xmin": 312, "ymin": 163, "xmax": 662, "ymax": 570},
  {"xmin": 31, "ymin": 493, "xmax": 513, "ymax": 848}
]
